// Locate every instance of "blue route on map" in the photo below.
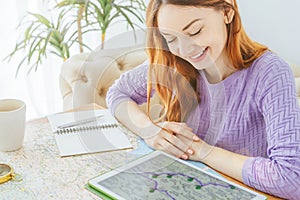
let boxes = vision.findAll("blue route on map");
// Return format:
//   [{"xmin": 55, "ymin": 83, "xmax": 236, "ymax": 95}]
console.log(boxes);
[{"xmin": 138, "ymin": 171, "xmax": 233, "ymax": 200}]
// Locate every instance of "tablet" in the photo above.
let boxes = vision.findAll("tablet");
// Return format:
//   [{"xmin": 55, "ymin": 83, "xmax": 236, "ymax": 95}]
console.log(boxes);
[{"xmin": 88, "ymin": 151, "xmax": 266, "ymax": 200}]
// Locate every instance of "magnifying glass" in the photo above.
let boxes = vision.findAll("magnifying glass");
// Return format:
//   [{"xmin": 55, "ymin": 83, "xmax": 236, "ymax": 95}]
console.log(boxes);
[{"xmin": 0, "ymin": 164, "xmax": 22, "ymax": 184}]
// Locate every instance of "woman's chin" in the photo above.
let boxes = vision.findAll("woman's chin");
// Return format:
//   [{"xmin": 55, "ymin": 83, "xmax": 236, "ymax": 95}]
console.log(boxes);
[{"xmin": 190, "ymin": 60, "xmax": 213, "ymax": 71}]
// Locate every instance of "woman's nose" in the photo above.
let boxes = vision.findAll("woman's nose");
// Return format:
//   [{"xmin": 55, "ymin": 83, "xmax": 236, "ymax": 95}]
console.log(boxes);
[{"xmin": 177, "ymin": 37, "xmax": 195, "ymax": 57}]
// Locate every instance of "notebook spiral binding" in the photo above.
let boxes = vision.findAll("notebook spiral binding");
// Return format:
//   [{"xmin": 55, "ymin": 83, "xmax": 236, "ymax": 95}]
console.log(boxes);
[{"xmin": 55, "ymin": 123, "xmax": 118, "ymax": 134}]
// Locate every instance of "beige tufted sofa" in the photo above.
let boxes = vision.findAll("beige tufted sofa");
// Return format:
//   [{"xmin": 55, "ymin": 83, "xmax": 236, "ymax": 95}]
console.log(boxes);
[
  {"xmin": 59, "ymin": 44, "xmax": 148, "ymax": 110},
  {"xmin": 60, "ymin": 47, "xmax": 300, "ymax": 111}
]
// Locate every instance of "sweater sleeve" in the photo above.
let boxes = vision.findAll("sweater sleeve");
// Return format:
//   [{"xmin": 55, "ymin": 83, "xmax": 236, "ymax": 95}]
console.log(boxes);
[
  {"xmin": 242, "ymin": 56, "xmax": 300, "ymax": 199},
  {"xmin": 106, "ymin": 61, "xmax": 150, "ymax": 116}
]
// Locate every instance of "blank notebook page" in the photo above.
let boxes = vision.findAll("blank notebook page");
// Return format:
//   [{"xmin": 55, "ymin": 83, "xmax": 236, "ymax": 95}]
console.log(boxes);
[
  {"xmin": 48, "ymin": 109, "xmax": 133, "ymax": 157},
  {"xmin": 55, "ymin": 127, "xmax": 132, "ymax": 157}
]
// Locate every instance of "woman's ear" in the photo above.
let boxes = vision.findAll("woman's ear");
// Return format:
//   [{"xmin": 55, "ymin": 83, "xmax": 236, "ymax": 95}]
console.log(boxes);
[{"xmin": 223, "ymin": 0, "xmax": 235, "ymax": 24}]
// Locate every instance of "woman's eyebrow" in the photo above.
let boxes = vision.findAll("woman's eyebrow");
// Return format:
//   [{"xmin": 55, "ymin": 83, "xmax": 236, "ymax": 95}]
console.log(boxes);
[
  {"xmin": 182, "ymin": 18, "xmax": 202, "ymax": 31},
  {"xmin": 159, "ymin": 18, "xmax": 202, "ymax": 36}
]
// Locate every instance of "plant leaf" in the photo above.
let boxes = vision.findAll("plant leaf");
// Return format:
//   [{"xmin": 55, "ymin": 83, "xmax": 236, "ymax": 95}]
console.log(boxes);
[{"xmin": 30, "ymin": 13, "xmax": 52, "ymax": 28}]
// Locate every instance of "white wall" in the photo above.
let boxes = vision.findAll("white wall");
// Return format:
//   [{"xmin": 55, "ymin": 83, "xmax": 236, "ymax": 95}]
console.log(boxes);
[{"xmin": 237, "ymin": 0, "xmax": 300, "ymax": 65}]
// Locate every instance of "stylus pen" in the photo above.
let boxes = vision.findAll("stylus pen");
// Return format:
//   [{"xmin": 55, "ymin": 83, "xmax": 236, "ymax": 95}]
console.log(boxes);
[{"xmin": 57, "ymin": 114, "xmax": 104, "ymax": 129}]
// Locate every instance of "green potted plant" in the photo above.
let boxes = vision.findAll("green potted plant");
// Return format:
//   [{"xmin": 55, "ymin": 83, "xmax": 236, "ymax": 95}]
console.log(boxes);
[{"xmin": 5, "ymin": 0, "xmax": 146, "ymax": 76}]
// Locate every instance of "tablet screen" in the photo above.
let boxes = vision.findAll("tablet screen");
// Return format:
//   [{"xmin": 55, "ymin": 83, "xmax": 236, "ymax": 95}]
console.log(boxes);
[{"xmin": 88, "ymin": 151, "xmax": 266, "ymax": 200}]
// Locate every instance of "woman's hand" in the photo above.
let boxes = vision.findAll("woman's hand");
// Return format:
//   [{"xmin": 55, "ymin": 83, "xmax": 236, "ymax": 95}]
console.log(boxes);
[
  {"xmin": 142, "ymin": 121, "xmax": 200, "ymax": 159},
  {"xmin": 177, "ymin": 134, "xmax": 214, "ymax": 162}
]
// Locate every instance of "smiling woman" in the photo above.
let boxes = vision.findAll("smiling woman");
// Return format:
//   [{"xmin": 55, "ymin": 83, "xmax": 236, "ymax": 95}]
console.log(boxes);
[{"xmin": 106, "ymin": 0, "xmax": 300, "ymax": 199}]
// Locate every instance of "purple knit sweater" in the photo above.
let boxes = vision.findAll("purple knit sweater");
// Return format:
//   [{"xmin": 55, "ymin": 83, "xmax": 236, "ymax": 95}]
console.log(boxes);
[{"xmin": 106, "ymin": 51, "xmax": 300, "ymax": 199}]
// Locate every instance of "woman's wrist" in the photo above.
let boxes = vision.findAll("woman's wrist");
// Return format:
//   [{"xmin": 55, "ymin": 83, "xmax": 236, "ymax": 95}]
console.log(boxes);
[
  {"xmin": 137, "ymin": 120, "xmax": 162, "ymax": 140},
  {"xmin": 194, "ymin": 142, "xmax": 215, "ymax": 163}
]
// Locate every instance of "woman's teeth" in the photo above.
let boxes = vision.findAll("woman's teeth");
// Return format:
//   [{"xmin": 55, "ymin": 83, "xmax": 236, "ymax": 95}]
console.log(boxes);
[{"xmin": 190, "ymin": 48, "xmax": 205, "ymax": 59}]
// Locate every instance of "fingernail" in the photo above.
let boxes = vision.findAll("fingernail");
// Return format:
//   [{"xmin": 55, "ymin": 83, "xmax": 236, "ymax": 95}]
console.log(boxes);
[
  {"xmin": 187, "ymin": 149, "xmax": 193, "ymax": 155},
  {"xmin": 193, "ymin": 135, "xmax": 200, "ymax": 141},
  {"xmin": 181, "ymin": 154, "xmax": 188, "ymax": 160}
]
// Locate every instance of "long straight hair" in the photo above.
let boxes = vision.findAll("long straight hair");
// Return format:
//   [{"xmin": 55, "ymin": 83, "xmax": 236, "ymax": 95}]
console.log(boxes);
[{"xmin": 146, "ymin": 0, "xmax": 268, "ymax": 122}]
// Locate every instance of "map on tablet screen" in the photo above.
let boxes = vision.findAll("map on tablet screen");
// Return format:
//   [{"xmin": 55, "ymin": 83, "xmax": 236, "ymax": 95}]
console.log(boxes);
[{"xmin": 88, "ymin": 151, "xmax": 266, "ymax": 200}]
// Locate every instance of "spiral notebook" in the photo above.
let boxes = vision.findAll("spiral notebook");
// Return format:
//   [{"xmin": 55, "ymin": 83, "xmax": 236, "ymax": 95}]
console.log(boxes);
[{"xmin": 47, "ymin": 109, "xmax": 133, "ymax": 157}]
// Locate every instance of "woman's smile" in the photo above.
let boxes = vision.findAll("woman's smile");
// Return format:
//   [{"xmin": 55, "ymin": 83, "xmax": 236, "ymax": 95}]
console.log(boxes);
[{"xmin": 189, "ymin": 47, "xmax": 208, "ymax": 62}]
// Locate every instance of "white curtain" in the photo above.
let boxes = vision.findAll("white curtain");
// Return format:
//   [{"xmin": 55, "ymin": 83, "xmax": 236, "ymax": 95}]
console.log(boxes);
[
  {"xmin": 0, "ymin": 0, "xmax": 63, "ymax": 120},
  {"xmin": 0, "ymin": 0, "xmax": 149, "ymax": 120}
]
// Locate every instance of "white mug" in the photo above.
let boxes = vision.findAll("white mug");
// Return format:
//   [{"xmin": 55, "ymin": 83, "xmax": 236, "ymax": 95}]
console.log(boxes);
[{"xmin": 0, "ymin": 99, "xmax": 26, "ymax": 151}]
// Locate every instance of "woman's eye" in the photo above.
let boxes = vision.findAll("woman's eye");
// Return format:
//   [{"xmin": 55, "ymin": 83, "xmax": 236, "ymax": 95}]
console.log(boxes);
[
  {"xmin": 189, "ymin": 28, "xmax": 202, "ymax": 36},
  {"xmin": 166, "ymin": 37, "xmax": 177, "ymax": 43}
]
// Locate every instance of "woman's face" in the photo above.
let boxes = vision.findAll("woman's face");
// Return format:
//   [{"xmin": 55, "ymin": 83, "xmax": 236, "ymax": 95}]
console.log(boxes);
[{"xmin": 157, "ymin": 4, "xmax": 231, "ymax": 70}]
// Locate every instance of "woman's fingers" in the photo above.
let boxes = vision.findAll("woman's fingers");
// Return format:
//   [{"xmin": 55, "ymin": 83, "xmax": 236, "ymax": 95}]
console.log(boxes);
[
  {"xmin": 163, "ymin": 132, "xmax": 194, "ymax": 155},
  {"xmin": 144, "ymin": 121, "xmax": 201, "ymax": 159},
  {"xmin": 144, "ymin": 129, "xmax": 189, "ymax": 159},
  {"xmin": 160, "ymin": 121, "xmax": 200, "ymax": 156},
  {"xmin": 163, "ymin": 122, "xmax": 200, "ymax": 141},
  {"xmin": 158, "ymin": 139, "xmax": 188, "ymax": 159}
]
